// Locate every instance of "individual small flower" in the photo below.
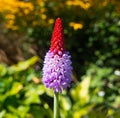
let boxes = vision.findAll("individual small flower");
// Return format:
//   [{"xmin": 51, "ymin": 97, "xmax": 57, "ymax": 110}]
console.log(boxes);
[{"xmin": 42, "ymin": 18, "xmax": 72, "ymax": 93}]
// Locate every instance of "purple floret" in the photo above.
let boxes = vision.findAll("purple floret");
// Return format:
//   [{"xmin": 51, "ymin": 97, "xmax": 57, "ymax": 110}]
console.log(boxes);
[{"xmin": 42, "ymin": 51, "xmax": 72, "ymax": 93}]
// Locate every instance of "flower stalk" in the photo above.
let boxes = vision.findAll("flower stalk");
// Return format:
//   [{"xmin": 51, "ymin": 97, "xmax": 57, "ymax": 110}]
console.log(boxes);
[{"xmin": 54, "ymin": 92, "xmax": 59, "ymax": 118}]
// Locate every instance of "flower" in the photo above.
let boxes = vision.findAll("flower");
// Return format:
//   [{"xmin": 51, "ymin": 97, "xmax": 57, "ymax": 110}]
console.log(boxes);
[
  {"xmin": 69, "ymin": 22, "xmax": 83, "ymax": 30},
  {"xmin": 42, "ymin": 18, "xmax": 72, "ymax": 93}
]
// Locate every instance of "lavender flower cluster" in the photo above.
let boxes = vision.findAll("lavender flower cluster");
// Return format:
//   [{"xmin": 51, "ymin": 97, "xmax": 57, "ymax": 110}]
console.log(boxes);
[{"xmin": 42, "ymin": 51, "xmax": 72, "ymax": 93}]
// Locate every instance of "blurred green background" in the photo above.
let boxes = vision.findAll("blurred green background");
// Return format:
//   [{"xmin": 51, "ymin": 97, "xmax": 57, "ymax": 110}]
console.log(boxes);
[{"xmin": 0, "ymin": 0, "xmax": 120, "ymax": 118}]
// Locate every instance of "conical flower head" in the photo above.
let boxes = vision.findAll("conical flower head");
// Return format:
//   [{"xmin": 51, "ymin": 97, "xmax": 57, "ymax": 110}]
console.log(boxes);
[
  {"xmin": 42, "ymin": 18, "xmax": 72, "ymax": 93},
  {"xmin": 50, "ymin": 18, "xmax": 65, "ymax": 55}
]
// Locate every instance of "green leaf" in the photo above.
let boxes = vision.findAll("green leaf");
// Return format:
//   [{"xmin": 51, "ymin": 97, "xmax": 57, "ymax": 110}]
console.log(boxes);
[
  {"xmin": 9, "ymin": 82, "xmax": 23, "ymax": 95},
  {"xmin": 71, "ymin": 76, "xmax": 91, "ymax": 105},
  {"xmin": 60, "ymin": 95, "xmax": 72, "ymax": 111},
  {"xmin": 30, "ymin": 105, "xmax": 53, "ymax": 118},
  {"xmin": 0, "ymin": 64, "xmax": 7, "ymax": 76},
  {"xmin": 0, "ymin": 110, "xmax": 6, "ymax": 118},
  {"xmin": 24, "ymin": 85, "xmax": 42, "ymax": 105},
  {"xmin": 8, "ymin": 56, "xmax": 39, "ymax": 74},
  {"xmin": 17, "ymin": 106, "xmax": 29, "ymax": 118},
  {"xmin": 46, "ymin": 89, "xmax": 54, "ymax": 97}
]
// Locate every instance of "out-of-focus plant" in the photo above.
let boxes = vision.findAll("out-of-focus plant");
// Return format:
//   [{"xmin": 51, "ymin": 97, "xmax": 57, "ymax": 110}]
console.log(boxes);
[
  {"xmin": 0, "ymin": 56, "xmax": 53, "ymax": 118},
  {"xmin": 0, "ymin": 57, "xmax": 120, "ymax": 118},
  {"xmin": 0, "ymin": 0, "xmax": 120, "ymax": 68},
  {"xmin": 0, "ymin": 0, "xmax": 119, "ymax": 31},
  {"xmin": 87, "ymin": 10, "xmax": 120, "ymax": 67},
  {"xmin": 60, "ymin": 65, "xmax": 120, "ymax": 118},
  {"xmin": 0, "ymin": 0, "xmax": 34, "ymax": 30}
]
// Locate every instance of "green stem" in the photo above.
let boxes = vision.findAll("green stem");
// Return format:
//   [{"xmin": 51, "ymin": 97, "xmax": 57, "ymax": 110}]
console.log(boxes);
[{"xmin": 54, "ymin": 92, "xmax": 59, "ymax": 118}]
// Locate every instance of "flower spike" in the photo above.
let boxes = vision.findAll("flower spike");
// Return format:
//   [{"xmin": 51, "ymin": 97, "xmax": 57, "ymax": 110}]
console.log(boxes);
[{"xmin": 42, "ymin": 18, "xmax": 72, "ymax": 93}]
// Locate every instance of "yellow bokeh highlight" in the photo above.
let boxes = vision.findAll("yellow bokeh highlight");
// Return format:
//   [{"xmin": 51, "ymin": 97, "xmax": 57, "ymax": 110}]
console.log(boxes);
[
  {"xmin": 107, "ymin": 109, "xmax": 114, "ymax": 116},
  {"xmin": 0, "ymin": 0, "xmax": 34, "ymax": 13},
  {"xmin": 40, "ymin": 8, "xmax": 46, "ymax": 13},
  {"xmin": 23, "ymin": 9, "xmax": 30, "ymax": 15},
  {"xmin": 5, "ymin": 14, "xmax": 15, "ymax": 20},
  {"xmin": 48, "ymin": 19, "xmax": 54, "ymax": 24},
  {"xmin": 0, "ymin": 0, "xmax": 34, "ymax": 30},
  {"xmin": 41, "ymin": 14, "xmax": 47, "ymax": 20},
  {"xmin": 66, "ymin": 0, "xmax": 91, "ymax": 10},
  {"xmin": 19, "ymin": 2, "xmax": 34, "ymax": 10},
  {"xmin": 0, "ymin": 0, "xmax": 119, "ymax": 31},
  {"xmin": 69, "ymin": 22, "xmax": 83, "ymax": 30},
  {"xmin": 37, "ymin": 0, "xmax": 45, "ymax": 7}
]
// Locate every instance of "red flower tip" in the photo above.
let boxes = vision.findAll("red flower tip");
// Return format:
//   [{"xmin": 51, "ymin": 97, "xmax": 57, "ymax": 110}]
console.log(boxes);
[{"xmin": 50, "ymin": 18, "xmax": 65, "ymax": 55}]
